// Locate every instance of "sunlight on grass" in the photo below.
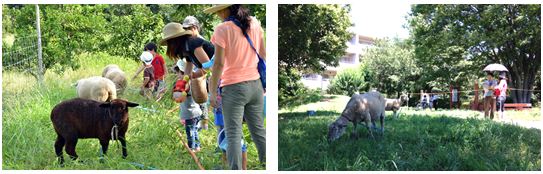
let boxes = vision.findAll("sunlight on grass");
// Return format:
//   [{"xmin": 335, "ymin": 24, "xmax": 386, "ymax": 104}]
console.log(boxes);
[
  {"xmin": 2, "ymin": 52, "xmax": 265, "ymax": 170},
  {"xmin": 279, "ymin": 94, "xmax": 541, "ymax": 171}
]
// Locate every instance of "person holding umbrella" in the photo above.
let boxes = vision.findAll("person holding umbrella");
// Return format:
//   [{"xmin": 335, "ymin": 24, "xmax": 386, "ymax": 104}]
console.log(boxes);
[
  {"xmin": 496, "ymin": 72, "xmax": 508, "ymax": 120},
  {"xmin": 483, "ymin": 72, "xmax": 497, "ymax": 119},
  {"xmin": 482, "ymin": 63, "xmax": 509, "ymax": 120}
]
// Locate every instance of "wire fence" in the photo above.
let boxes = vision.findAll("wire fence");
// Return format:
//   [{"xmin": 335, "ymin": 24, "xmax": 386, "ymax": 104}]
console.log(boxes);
[
  {"xmin": 2, "ymin": 33, "xmax": 40, "ymax": 74},
  {"xmin": 2, "ymin": 5, "xmax": 43, "ymax": 97}
]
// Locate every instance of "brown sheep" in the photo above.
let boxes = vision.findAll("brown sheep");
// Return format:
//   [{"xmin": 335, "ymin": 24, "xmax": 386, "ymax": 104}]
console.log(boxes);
[{"xmin": 50, "ymin": 98, "xmax": 139, "ymax": 165}]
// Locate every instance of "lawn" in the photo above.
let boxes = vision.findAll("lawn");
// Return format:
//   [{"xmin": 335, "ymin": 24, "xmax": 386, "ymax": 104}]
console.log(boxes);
[
  {"xmin": 2, "ymin": 52, "xmax": 265, "ymax": 170},
  {"xmin": 279, "ymin": 95, "xmax": 541, "ymax": 171}
]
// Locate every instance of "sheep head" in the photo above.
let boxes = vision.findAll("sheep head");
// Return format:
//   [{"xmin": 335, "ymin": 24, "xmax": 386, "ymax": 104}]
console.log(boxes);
[
  {"xmin": 327, "ymin": 117, "xmax": 348, "ymax": 142},
  {"xmin": 99, "ymin": 99, "xmax": 139, "ymax": 125}
]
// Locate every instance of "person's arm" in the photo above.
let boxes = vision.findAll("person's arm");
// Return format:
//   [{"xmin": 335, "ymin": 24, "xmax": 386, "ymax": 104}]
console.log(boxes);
[
  {"xmin": 132, "ymin": 64, "xmax": 145, "ymax": 80},
  {"xmin": 194, "ymin": 47, "xmax": 211, "ymax": 65},
  {"xmin": 184, "ymin": 59, "xmax": 194, "ymax": 79},
  {"xmin": 209, "ymin": 45, "xmax": 225, "ymax": 108},
  {"xmin": 192, "ymin": 47, "xmax": 211, "ymax": 78},
  {"xmin": 142, "ymin": 77, "xmax": 150, "ymax": 88}
]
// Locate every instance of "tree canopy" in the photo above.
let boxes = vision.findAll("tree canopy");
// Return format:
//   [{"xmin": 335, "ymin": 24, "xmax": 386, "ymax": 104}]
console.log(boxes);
[
  {"xmin": 278, "ymin": 4, "xmax": 352, "ymax": 108},
  {"xmin": 408, "ymin": 4, "xmax": 541, "ymax": 103},
  {"xmin": 2, "ymin": 4, "xmax": 266, "ymax": 74}
]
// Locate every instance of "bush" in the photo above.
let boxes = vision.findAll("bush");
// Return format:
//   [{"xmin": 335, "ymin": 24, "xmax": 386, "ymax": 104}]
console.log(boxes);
[
  {"xmin": 279, "ymin": 69, "xmax": 323, "ymax": 109},
  {"xmin": 328, "ymin": 67, "xmax": 367, "ymax": 96}
]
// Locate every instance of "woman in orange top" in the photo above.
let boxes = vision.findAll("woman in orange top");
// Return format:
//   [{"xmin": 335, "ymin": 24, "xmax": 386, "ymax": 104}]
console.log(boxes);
[{"xmin": 206, "ymin": 4, "xmax": 266, "ymax": 170}]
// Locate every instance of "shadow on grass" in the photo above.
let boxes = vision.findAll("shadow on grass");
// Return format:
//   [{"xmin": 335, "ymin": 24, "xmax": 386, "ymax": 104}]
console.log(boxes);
[
  {"xmin": 279, "ymin": 113, "xmax": 541, "ymax": 171},
  {"xmin": 279, "ymin": 111, "xmax": 341, "ymax": 120}
]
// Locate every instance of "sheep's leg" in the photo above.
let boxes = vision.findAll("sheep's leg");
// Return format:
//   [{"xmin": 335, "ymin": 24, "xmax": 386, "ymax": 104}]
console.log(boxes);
[
  {"xmin": 350, "ymin": 121, "xmax": 358, "ymax": 139},
  {"xmin": 64, "ymin": 138, "xmax": 79, "ymax": 161},
  {"xmin": 99, "ymin": 139, "xmax": 109, "ymax": 163},
  {"xmin": 119, "ymin": 136, "xmax": 128, "ymax": 159},
  {"xmin": 99, "ymin": 139, "xmax": 109, "ymax": 155},
  {"xmin": 54, "ymin": 135, "xmax": 65, "ymax": 165},
  {"xmin": 380, "ymin": 113, "xmax": 385, "ymax": 134},
  {"xmin": 365, "ymin": 114, "xmax": 374, "ymax": 139}
]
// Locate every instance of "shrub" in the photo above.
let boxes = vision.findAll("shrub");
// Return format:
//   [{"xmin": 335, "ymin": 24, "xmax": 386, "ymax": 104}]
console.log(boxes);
[{"xmin": 328, "ymin": 67, "xmax": 367, "ymax": 96}]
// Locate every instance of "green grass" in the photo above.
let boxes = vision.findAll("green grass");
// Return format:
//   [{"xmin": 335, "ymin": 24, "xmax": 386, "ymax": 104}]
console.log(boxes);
[
  {"xmin": 2, "ymin": 52, "xmax": 265, "ymax": 170},
  {"xmin": 279, "ymin": 95, "xmax": 541, "ymax": 171}
]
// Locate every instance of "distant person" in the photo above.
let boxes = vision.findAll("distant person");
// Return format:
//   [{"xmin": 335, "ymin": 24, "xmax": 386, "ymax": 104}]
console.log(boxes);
[
  {"xmin": 431, "ymin": 94, "xmax": 439, "ymax": 111},
  {"xmin": 132, "ymin": 43, "xmax": 168, "ymax": 101},
  {"xmin": 496, "ymin": 72, "xmax": 508, "ymax": 120},
  {"xmin": 139, "ymin": 51, "xmax": 155, "ymax": 100},
  {"xmin": 421, "ymin": 95, "xmax": 428, "ymax": 109},
  {"xmin": 451, "ymin": 88, "xmax": 459, "ymax": 109},
  {"xmin": 483, "ymin": 72, "xmax": 497, "ymax": 119}
]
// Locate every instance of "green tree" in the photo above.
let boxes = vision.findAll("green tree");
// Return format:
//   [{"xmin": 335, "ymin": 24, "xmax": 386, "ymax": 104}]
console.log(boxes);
[
  {"xmin": 278, "ymin": 4, "xmax": 352, "ymax": 107},
  {"xmin": 2, "ymin": 4, "xmax": 266, "ymax": 74},
  {"xmin": 361, "ymin": 38, "xmax": 420, "ymax": 98},
  {"xmin": 409, "ymin": 4, "xmax": 541, "ymax": 103}
]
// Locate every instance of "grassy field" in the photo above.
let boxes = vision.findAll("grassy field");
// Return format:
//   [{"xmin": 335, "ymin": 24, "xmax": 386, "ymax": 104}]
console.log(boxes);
[
  {"xmin": 2, "ymin": 52, "xmax": 265, "ymax": 170},
  {"xmin": 279, "ymin": 95, "xmax": 541, "ymax": 171}
]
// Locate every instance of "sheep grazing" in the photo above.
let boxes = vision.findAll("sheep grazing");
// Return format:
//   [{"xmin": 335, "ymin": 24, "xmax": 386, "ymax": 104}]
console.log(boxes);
[
  {"xmin": 327, "ymin": 91, "xmax": 386, "ymax": 142},
  {"xmin": 385, "ymin": 94, "xmax": 408, "ymax": 118},
  {"xmin": 102, "ymin": 64, "xmax": 127, "ymax": 95},
  {"xmin": 76, "ymin": 76, "xmax": 117, "ymax": 102},
  {"xmin": 50, "ymin": 98, "xmax": 139, "ymax": 165}
]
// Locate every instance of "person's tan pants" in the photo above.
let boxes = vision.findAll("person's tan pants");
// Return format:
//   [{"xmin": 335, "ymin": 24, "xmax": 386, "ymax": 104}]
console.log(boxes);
[{"xmin": 484, "ymin": 96, "xmax": 496, "ymax": 119}]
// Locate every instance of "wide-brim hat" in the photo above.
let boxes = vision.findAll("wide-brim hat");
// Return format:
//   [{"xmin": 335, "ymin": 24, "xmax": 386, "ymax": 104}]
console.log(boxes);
[
  {"xmin": 159, "ymin": 22, "xmax": 193, "ymax": 46},
  {"xmin": 203, "ymin": 4, "xmax": 232, "ymax": 14}
]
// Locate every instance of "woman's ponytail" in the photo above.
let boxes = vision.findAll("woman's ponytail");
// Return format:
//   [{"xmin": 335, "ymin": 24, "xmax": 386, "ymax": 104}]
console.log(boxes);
[{"xmin": 228, "ymin": 5, "xmax": 251, "ymax": 33}]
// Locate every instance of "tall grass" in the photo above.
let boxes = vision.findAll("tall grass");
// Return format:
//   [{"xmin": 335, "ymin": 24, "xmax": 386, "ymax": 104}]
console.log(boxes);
[
  {"xmin": 2, "ymin": 52, "xmax": 265, "ymax": 170},
  {"xmin": 279, "ymin": 95, "xmax": 540, "ymax": 171}
]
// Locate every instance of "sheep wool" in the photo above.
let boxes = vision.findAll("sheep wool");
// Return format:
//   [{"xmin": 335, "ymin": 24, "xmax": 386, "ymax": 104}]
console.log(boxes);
[
  {"xmin": 102, "ymin": 64, "xmax": 127, "ymax": 95},
  {"xmin": 76, "ymin": 76, "xmax": 117, "ymax": 102}
]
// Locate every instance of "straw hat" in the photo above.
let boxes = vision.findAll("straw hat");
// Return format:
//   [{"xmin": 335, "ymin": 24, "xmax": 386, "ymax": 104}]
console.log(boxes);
[
  {"xmin": 159, "ymin": 22, "xmax": 193, "ymax": 46},
  {"xmin": 203, "ymin": 4, "xmax": 232, "ymax": 14}
]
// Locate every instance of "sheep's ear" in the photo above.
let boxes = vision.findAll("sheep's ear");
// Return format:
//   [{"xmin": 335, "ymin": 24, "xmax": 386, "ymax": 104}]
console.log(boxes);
[
  {"xmin": 126, "ymin": 102, "xmax": 139, "ymax": 107},
  {"xmin": 99, "ymin": 102, "xmax": 112, "ymax": 108}
]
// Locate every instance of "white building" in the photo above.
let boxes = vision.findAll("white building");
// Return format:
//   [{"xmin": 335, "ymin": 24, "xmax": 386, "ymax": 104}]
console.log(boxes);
[{"xmin": 301, "ymin": 32, "xmax": 375, "ymax": 90}]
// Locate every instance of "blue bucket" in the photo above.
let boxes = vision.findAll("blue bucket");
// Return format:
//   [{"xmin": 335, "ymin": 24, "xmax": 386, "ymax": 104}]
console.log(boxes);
[{"xmin": 307, "ymin": 110, "xmax": 316, "ymax": 116}]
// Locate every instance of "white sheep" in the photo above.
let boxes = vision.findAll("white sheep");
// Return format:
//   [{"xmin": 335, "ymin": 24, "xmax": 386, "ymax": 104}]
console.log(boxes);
[
  {"xmin": 102, "ymin": 64, "xmax": 127, "ymax": 94},
  {"xmin": 327, "ymin": 91, "xmax": 386, "ymax": 142},
  {"xmin": 385, "ymin": 94, "xmax": 408, "ymax": 118},
  {"xmin": 76, "ymin": 76, "xmax": 117, "ymax": 102}
]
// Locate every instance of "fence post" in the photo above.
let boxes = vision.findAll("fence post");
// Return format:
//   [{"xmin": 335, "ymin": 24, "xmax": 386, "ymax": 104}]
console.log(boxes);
[{"xmin": 35, "ymin": 4, "xmax": 44, "ymax": 84}]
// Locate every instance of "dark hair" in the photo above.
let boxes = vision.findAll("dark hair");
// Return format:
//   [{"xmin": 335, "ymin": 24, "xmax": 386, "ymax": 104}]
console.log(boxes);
[
  {"xmin": 228, "ymin": 5, "xmax": 251, "ymax": 33},
  {"xmin": 486, "ymin": 72, "xmax": 493, "ymax": 76},
  {"xmin": 165, "ymin": 36, "xmax": 191, "ymax": 61},
  {"xmin": 144, "ymin": 42, "xmax": 157, "ymax": 52}
]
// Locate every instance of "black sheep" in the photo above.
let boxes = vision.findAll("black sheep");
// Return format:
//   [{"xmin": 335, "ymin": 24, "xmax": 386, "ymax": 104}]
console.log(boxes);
[{"xmin": 50, "ymin": 98, "xmax": 139, "ymax": 164}]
